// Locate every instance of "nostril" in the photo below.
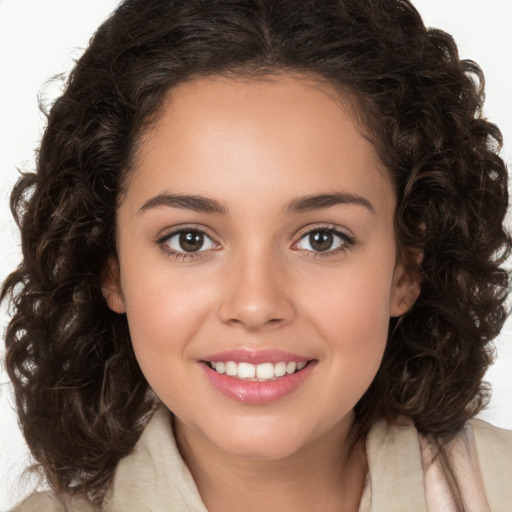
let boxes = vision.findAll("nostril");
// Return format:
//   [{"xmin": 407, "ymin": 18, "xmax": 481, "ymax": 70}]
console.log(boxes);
[
  {"xmin": 217, "ymin": 277, "xmax": 296, "ymax": 330},
  {"xmin": 224, "ymin": 316, "xmax": 287, "ymax": 331}
]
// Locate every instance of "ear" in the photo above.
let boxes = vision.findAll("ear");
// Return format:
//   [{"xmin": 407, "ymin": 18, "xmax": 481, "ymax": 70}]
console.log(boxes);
[
  {"xmin": 101, "ymin": 255, "xmax": 126, "ymax": 314},
  {"xmin": 390, "ymin": 249, "xmax": 422, "ymax": 317}
]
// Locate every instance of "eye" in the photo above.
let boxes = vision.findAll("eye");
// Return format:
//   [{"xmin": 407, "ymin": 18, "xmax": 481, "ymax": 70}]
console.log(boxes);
[
  {"xmin": 294, "ymin": 228, "xmax": 353, "ymax": 253},
  {"xmin": 160, "ymin": 229, "xmax": 218, "ymax": 254}
]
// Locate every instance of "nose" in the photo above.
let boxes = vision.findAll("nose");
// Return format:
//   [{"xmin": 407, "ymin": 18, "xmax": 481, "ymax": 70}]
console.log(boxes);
[{"xmin": 217, "ymin": 248, "xmax": 295, "ymax": 331}]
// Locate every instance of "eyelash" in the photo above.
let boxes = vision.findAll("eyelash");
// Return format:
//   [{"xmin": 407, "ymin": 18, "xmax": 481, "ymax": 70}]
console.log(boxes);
[
  {"xmin": 156, "ymin": 225, "xmax": 220, "ymax": 262},
  {"xmin": 156, "ymin": 224, "xmax": 356, "ymax": 261},
  {"xmin": 292, "ymin": 225, "xmax": 356, "ymax": 259}
]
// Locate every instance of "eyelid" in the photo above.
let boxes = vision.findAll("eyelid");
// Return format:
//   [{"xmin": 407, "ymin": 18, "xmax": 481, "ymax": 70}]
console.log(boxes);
[
  {"xmin": 153, "ymin": 223, "xmax": 355, "ymax": 261},
  {"xmin": 155, "ymin": 224, "xmax": 218, "ymax": 244},
  {"xmin": 155, "ymin": 224, "xmax": 221, "ymax": 260},
  {"xmin": 294, "ymin": 223, "xmax": 354, "ymax": 242},
  {"xmin": 292, "ymin": 224, "xmax": 356, "ymax": 255}
]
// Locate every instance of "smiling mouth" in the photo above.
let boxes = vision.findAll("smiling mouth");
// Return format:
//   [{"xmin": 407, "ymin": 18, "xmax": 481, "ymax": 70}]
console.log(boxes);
[{"xmin": 205, "ymin": 360, "xmax": 311, "ymax": 381}]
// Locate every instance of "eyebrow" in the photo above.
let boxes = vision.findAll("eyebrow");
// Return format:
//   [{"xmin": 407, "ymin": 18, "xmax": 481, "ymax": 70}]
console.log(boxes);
[
  {"xmin": 139, "ymin": 193, "xmax": 228, "ymax": 214},
  {"xmin": 139, "ymin": 191, "xmax": 375, "ymax": 216},
  {"xmin": 285, "ymin": 193, "xmax": 376, "ymax": 215}
]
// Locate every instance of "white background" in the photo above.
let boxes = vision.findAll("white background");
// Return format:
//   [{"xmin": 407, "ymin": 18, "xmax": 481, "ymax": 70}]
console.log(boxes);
[{"xmin": 1, "ymin": 1, "xmax": 511, "ymax": 509}]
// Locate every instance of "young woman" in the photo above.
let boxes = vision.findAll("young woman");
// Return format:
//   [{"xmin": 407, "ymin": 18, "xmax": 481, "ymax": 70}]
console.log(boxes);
[{"xmin": 2, "ymin": 1, "xmax": 511, "ymax": 511}]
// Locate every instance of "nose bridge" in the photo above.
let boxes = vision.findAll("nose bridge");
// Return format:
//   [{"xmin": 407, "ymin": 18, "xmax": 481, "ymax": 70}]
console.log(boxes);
[{"xmin": 217, "ymin": 240, "xmax": 294, "ymax": 330}]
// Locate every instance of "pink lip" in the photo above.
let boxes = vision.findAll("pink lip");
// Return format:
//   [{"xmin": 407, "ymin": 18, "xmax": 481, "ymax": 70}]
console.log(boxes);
[
  {"xmin": 201, "ymin": 348, "xmax": 311, "ymax": 364},
  {"xmin": 199, "ymin": 360, "xmax": 317, "ymax": 405}
]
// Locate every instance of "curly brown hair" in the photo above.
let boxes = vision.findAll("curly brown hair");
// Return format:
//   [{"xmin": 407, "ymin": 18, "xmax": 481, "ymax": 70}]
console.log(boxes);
[{"xmin": 2, "ymin": 0, "xmax": 510, "ymax": 508}]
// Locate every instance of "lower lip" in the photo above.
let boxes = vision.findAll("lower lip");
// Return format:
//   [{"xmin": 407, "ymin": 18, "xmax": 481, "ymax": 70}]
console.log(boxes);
[{"xmin": 199, "ymin": 362, "xmax": 316, "ymax": 404}]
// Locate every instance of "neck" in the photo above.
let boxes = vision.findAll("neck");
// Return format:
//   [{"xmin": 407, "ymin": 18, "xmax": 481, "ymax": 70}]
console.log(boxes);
[{"xmin": 175, "ymin": 414, "xmax": 368, "ymax": 512}]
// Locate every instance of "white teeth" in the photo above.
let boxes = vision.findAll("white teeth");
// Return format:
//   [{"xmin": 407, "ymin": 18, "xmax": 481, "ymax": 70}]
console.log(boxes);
[
  {"xmin": 286, "ymin": 362, "xmax": 297, "ymax": 374},
  {"xmin": 225, "ymin": 361, "xmax": 237, "ymax": 376},
  {"xmin": 238, "ymin": 362, "xmax": 256, "ymax": 379},
  {"xmin": 256, "ymin": 363, "xmax": 274, "ymax": 379},
  {"xmin": 208, "ymin": 360, "xmax": 308, "ymax": 380},
  {"xmin": 274, "ymin": 361, "xmax": 287, "ymax": 377}
]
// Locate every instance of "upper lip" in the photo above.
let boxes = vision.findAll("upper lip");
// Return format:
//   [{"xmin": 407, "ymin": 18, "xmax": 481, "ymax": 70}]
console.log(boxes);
[{"xmin": 201, "ymin": 348, "xmax": 312, "ymax": 365}]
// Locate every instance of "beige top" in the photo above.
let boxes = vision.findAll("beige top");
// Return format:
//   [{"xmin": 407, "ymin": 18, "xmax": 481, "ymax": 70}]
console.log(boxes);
[{"xmin": 12, "ymin": 407, "xmax": 512, "ymax": 512}]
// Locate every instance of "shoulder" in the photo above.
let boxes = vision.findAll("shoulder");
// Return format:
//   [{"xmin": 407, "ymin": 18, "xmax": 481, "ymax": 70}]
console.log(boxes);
[
  {"xmin": 10, "ymin": 491, "xmax": 99, "ymax": 512},
  {"xmin": 469, "ymin": 417, "xmax": 512, "ymax": 449},
  {"xmin": 365, "ymin": 417, "xmax": 429, "ymax": 510},
  {"xmin": 421, "ymin": 419, "xmax": 512, "ymax": 512},
  {"xmin": 468, "ymin": 418, "xmax": 512, "ymax": 479},
  {"xmin": 365, "ymin": 417, "xmax": 512, "ymax": 512},
  {"xmin": 10, "ymin": 492, "xmax": 65, "ymax": 512},
  {"xmin": 468, "ymin": 418, "xmax": 512, "ymax": 511},
  {"xmin": 10, "ymin": 406, "xmax": 206, "ymax": 512},
  {"xmin": 101, "ymin": 406, "xmax": 208, "ymax": 511}
]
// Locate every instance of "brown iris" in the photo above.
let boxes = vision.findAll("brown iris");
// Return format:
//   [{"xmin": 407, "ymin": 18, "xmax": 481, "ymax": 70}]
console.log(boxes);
[
  {"xmin": 309, "ymin": 231, "xmax": 334, "ymax": 251},
  {"xmin": 179, "ymin": 231, "xmax": 204, "ymax": 252}
]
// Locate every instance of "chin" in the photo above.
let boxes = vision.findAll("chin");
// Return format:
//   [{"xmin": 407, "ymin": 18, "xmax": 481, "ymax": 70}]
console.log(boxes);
[
  {"xmin": 204, "ymin": 416, "xmax": 316, "ymax": 460},
  {"xmin": 221, "ymin": 435, "xmax": 305, "ymax": 460}
]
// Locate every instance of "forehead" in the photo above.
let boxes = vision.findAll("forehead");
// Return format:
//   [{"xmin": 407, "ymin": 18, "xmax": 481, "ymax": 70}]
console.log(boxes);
[{"xmin": 125, "ymin": 74, "xmax": 394, "ymax": 216}]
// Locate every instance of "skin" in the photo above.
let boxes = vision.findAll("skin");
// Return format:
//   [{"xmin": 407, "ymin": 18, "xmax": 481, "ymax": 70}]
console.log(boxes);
[{"xmin": 103, "ymin": 74, "xmax": 420, "ymax": 512}]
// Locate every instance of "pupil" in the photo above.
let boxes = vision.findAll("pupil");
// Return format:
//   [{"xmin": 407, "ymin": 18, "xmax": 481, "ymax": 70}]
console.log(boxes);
[
  {"xmin": 179, "ymin": 231, "xmax": 204, "ymax": 252},
  {"xmin": 310, "ymin": 231, "xmax": 333, "ymax": 251}
]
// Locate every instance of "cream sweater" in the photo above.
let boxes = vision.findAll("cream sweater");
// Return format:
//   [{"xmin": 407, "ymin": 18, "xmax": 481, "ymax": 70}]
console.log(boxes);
[{"xmin": 12, "ymin": 407, "xmax": 512, "ymax": 512}]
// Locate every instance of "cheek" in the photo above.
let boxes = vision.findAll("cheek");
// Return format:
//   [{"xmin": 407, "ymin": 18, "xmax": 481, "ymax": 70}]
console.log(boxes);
[
  {"xmin": 120, "ymin": 261, "xmax": 215, "ymax": 361},
  {"xmin": 300, "ymin": 253, "xmax": 395, "ymax": 368},
  {"xmin": 311, "ymin": 289, "xmax": 389, "ymax": 412},
  {"xmin": 120, "ymin": 267, "xmax": 216, "ymax": 407}
]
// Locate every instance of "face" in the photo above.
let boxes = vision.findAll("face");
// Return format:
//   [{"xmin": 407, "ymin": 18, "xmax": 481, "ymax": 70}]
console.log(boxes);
[{"xmin": 104, "ymin": 74, "xmax": 418, "ymax": 460}]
